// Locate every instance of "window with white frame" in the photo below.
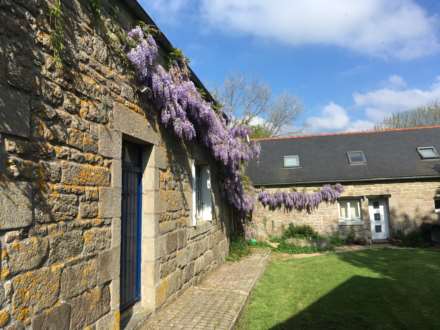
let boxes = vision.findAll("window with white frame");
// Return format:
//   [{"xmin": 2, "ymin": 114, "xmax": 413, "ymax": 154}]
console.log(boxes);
[
  {"xmin": 338, "ymin": 199, "xmax": 362, "ymax": 223},
  {"xmin": 347, "ymin": 151, "xmax": 367, "ymax": 165},
  {"xmin": 435, "ymin": 197, "xmax": 440, "ymax": 213},
  {"xmin": 417, "ymin": 146, "xmax": 440, "ymax": 160},
  {"xmin": 191, "ymin": 163, "xmax": 212, "ymax": 224},
  {"xmin": 284, "ymin": 155, "xmax": 300, "ymax": 168}
]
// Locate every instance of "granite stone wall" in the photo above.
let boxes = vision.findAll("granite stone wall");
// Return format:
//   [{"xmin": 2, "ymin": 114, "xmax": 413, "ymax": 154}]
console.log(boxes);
[
  {"xmin": 252, "ymin": 181, "xmax": 440, "ymax": 242},
  {"xmin": 0, "ymin": 1, "xmax": 232, "ymax": 329}
]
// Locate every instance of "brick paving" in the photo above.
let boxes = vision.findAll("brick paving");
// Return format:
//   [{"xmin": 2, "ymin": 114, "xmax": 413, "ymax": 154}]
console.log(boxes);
[{"xmin": 141, "ymin": 253, "xmax": 269, "ymax": 330}]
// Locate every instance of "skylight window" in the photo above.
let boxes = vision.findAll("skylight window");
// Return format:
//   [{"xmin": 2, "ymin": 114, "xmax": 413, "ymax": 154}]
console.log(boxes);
[
  {"xmin": 417, "ymin": 146, "xmax": 440, "ymax": 159},
  {"xmin": 347, "ymin": 151, "xmax": 367, "ymax": 165},
  {"xmin": 284, "ymin": 155, "xmax": 300, "ymax": 168}
]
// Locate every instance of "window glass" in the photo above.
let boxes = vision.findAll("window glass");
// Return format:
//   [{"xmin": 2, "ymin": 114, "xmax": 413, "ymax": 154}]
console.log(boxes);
[
  {"xmin": 435, "ymin": 198, "xmax": 440, "ymax": 211},
  {"xmin": 350, "ymin": 202, "xmax": 360, "ymax": 219},
  {"xmin": 284, "ymin": 155, "xmax": 300, "ymax": 168},
  {"xmin": 339, "ymin": 199, "xmax": 362, "ymax": 223},
  {"xmin": 347, "ymin": 151, "xmax": 366, "ymax": 164},
  {"xmin": 339, "ymin": 201, "xmax": 349, "ymax": 219},
  {"xmin": 195, "ymin": 165, "xmax": 212, "ymax": 221},
  {"xmin": 418, "ymin": 147, "xmax": 440, "ymax": 159}
]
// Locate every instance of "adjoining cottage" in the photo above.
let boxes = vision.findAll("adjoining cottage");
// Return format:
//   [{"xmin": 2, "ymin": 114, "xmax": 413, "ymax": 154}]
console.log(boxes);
[
  {"xmin": 247, "ymin": 126, "xmax": 440, "ymax": 243},
  {"xmin": 0, "ymin": 1, "xmax": 236, "ymax": 329}
]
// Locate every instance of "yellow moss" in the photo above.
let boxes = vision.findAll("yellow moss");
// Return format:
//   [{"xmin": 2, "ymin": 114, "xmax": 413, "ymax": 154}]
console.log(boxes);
[
  {"xmin": 14, "ymin": 307, "xmax": 30, "ymax": 322},
  {"xmin": 156, "ymin": 278, "xmax": 169, "ymax": 307},
  {"xmin": 1, "ymin": 266, "xmax": 10, "ymax": 280},
  {"xmin": 113, "ymin": 311, "xmax": 121, "ymax": 330},
  {"xmin": 0, "ymin": 309, "xmax": 10, "ymax": 327}
]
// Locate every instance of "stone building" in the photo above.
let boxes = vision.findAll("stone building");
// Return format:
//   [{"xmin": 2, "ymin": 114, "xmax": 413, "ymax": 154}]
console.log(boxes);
[
  {"xmin": 0, "ymin": 1, "xmax": 234, "ymax": 329},
  {"xmin": 247, "ymin": 126, "xmax": 440, "ymax": 242}
]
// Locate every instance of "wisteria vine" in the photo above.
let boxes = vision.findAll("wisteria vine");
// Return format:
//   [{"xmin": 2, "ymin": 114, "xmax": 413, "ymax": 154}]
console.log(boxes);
[
  {"xmin": 126, "ymin": 26, "xmax": 260, "ymax": 214},
  {"xmin": 258, "ymin": 184, "xmax": 344, "ymax": 212}
]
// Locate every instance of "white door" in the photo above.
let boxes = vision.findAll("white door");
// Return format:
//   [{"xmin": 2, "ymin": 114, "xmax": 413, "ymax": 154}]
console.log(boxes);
[{"xmin": 368, "ymin": 199, "xmax": 390, "ymax": 240}]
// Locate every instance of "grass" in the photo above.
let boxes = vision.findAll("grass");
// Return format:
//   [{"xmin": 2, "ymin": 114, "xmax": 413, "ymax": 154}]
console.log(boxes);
[{"xmin": 238, "ymin": 248, "xmax": 440, "ymax": 330}]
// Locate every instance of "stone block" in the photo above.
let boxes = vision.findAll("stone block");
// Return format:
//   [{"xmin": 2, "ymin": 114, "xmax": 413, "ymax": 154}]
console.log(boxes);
[
  {"xmin": 0, "ymin": 282, "xmax": 5, "ymax": 307},
  {"xmin": 60, "ymin": 259, "xmax": 97, "ymax": 299},
  {"xmin": 49, "ymin": 193, "xmax": 78, "ymax": 222},
  {"xmin": 99, "ymin": 187, "xmax": 121, "ymax": 218},
  {"xmin": 7, "ymin": 237, "xmax": 48, "ymax": 275},
  {"xmin": 113, "ymin": 104, "xmax": 158, "ymax": 144},
  {"xmin": 98, "ymin": 126, "xmax": 122, "ymax": 159},
  {"xmin": 166, "ymin": 232, "xmax": 178, "ymax": 255},
  {"xmin": 83, "ymin": 227, "xmax": 111, "ymax": 255},
  {"xmin": 48, "ymin": 230, "xmax": 84, "ymax": 264},
  {"xmin": 156, "ymin": 146, "xmax": 168, "ymax": 170},
  {"xmin": 96, "ymin": 312, "xmax": 119, "ymax": 330},
  {"xmin": 155, "ymin": 278, "xmax": 169, "ymax": 307},
  {"xmin": 69, "ymin": 286, "xmax": 110, "ymax": 329},
  {"xmin": 0, "ymin": 87, "xmax": 30, "ymax": 138},
  {"xmin": 0, "ymin": 180, "xmax": 32, "ymax": 230},
  {"xmin": 38, "ymin": 161, "xmax": 62, "ymax": 183},
  {"xmin": 176, "ymin": 249, "xmax": 189, "ymax": 268},
  {"xmin": 12, "ymin": 266, "xmax": 61, "ymax": 320},
  {"xmin": 97, "ymin": 248, "xmax": 119, "ymax": 284},
  {"xmin": 177, "ymin": 230, "xmax": 186, "ymax": 250},
  {"xmin": 31, "ymin": 303, "xmax": 71, "ymax": 330},
  {"xmin": 182, "ymin": 263, "xmax": 194, "ymax": 284},
  {"xmin": 159, "ymin": 221, "xmax": 176, "ymax": 234},
  {"xmin": 61, "ymin": 162, "xmax": 110, "ymax": 187},
  {"xmin": 79, "ymin": 201, "xmax": 99, "ymax": 219},
  {"xmin": 111, "ymin": 159, "xmax": 122, "ymax": 188}
]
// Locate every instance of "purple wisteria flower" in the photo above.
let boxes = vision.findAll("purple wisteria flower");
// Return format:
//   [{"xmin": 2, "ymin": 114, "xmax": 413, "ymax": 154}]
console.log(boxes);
[
  {"xmin": 126, "ymin": 26, "xmax": 261, "ymax": 215},
  {"xmin": 258, "ymin": 184, "xmax": 344, "ymax": 212}
]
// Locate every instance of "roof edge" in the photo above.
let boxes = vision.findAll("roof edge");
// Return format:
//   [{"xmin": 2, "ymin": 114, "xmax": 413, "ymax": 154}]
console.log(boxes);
[
  {"xmin": 253, "ymin": 125, "xmax": 440, "ymax": 142},
  {"xmin": 121, "ymin": 0, "xmax": 216, "ymax": 103}
]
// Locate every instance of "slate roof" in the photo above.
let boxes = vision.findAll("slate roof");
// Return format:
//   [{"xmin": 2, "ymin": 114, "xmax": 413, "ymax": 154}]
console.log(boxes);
[{"xmin": 247, "ymin": 126, "xmax": 440, "ymax": 186}]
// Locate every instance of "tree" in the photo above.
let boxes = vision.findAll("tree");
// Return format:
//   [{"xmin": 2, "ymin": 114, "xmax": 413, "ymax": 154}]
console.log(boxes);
[
  {"xmin": 214, "ymin": 73, "xmax": 302, "ymax": 136},
  {"xmin": 376, "ymin": 102, "xmax": 440, "ymax": 129},
  {"xmin": 249, "ymin": 125, "xmax": 272, "ymax": 139}
]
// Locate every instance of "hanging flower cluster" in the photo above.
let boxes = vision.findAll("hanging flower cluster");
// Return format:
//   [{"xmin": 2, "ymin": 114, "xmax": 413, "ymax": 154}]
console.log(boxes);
[
  {"xmin": 258, "ymin": 184, "xmax": 344, "ymax": 212},
  {"xmin": 126, "ymin": 26, "xmax": 260, "ymax": 214}
]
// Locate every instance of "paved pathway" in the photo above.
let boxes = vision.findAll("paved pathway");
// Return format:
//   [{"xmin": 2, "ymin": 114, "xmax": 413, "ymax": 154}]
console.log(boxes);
[{"xmin": 140, "ymin": 252, "xmax": 269, "ymax": 330}]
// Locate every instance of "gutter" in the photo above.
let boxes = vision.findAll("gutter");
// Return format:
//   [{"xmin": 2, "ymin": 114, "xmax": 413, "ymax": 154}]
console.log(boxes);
[{"xmin": 252, "ymin": 175, "xmax": 440, "ymax": 188}]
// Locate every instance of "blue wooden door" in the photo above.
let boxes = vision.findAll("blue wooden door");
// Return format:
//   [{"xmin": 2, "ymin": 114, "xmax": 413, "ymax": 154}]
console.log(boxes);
[{"xmin": 120, "ymin": 142, "xmax": 143, "ymax": 310}]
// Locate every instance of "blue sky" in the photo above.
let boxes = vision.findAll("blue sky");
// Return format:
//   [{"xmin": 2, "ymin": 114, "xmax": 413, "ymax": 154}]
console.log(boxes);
[{"xmin": 139, "ymin": 0, "xmax": 440, "ymax": 133}]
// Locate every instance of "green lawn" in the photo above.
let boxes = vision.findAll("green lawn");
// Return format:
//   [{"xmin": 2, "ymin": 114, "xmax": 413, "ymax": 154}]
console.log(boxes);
[{"xmin": 238, "ymin": 248, "xmax": 440, "ymax": 330}]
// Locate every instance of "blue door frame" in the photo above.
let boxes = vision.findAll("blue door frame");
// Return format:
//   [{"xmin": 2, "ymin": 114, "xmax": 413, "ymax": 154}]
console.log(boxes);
[{"xmin": 120, "ymin": 142, "xmax": 143, "ymax": 310}]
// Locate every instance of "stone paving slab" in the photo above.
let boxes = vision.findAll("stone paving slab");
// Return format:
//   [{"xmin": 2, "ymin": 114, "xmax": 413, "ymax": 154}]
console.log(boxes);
[{"xmin": 140, "ymin": 253, "xmax": 269, "ymax": 330}]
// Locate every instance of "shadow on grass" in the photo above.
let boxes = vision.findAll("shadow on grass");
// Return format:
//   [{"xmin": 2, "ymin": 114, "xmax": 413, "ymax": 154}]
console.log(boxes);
[{"xmin": 270, "ymin": 248, "xmax": 440, "ymax": 330}]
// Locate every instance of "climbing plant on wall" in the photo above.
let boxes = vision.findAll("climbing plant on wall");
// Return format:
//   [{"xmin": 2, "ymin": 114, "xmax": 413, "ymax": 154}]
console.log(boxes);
[
  {"xmin": 257, "ymin": 184, "xmax": 344, "ymax": 212},
  {"xmin": 125, "ymin": 25, "xmax": 261, "ymax": 215}
]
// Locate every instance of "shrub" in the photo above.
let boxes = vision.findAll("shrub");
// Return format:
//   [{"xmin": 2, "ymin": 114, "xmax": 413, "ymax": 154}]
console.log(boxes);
[
  {"xmin": 282, "ymin": 224, "xmax": 320, "ymax": 240},
  {"xmin": 328, "ymin": 235, "xmax": 346, "ymax": 247},
  {"xmin": 394, "ymin": 229, "xmax": 431, "ymax": 247},
  {"xmin": 226, "ymin": 236, "xmax": 251, "ymax": 261}
]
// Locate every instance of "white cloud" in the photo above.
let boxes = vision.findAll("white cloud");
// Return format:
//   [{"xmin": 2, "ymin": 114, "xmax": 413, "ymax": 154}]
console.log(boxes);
[
  {"xmin": 249, "ymin": 116, "xmax": 266, "ymax": 126},
  {"xmin": 305, "ymin": 102, "xmax": 375, "ymax": 133},
  {"xmin": 387, "ymin": 75, "xmax": 407, "ymax": 89},
  {"xmin": 305, "ymin": 102, "xmax": 350, "ymax": 131},
  {"xmin": 199, "ymin": 0, "xmax": 440, "ymax": 59},
  {"xmin": 354, "ymin": 76, "xmax": 440, "ymax": 120},
  {"xmin": 345, "ymin": 120, "xmax": 375, "ymax": 132}
]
